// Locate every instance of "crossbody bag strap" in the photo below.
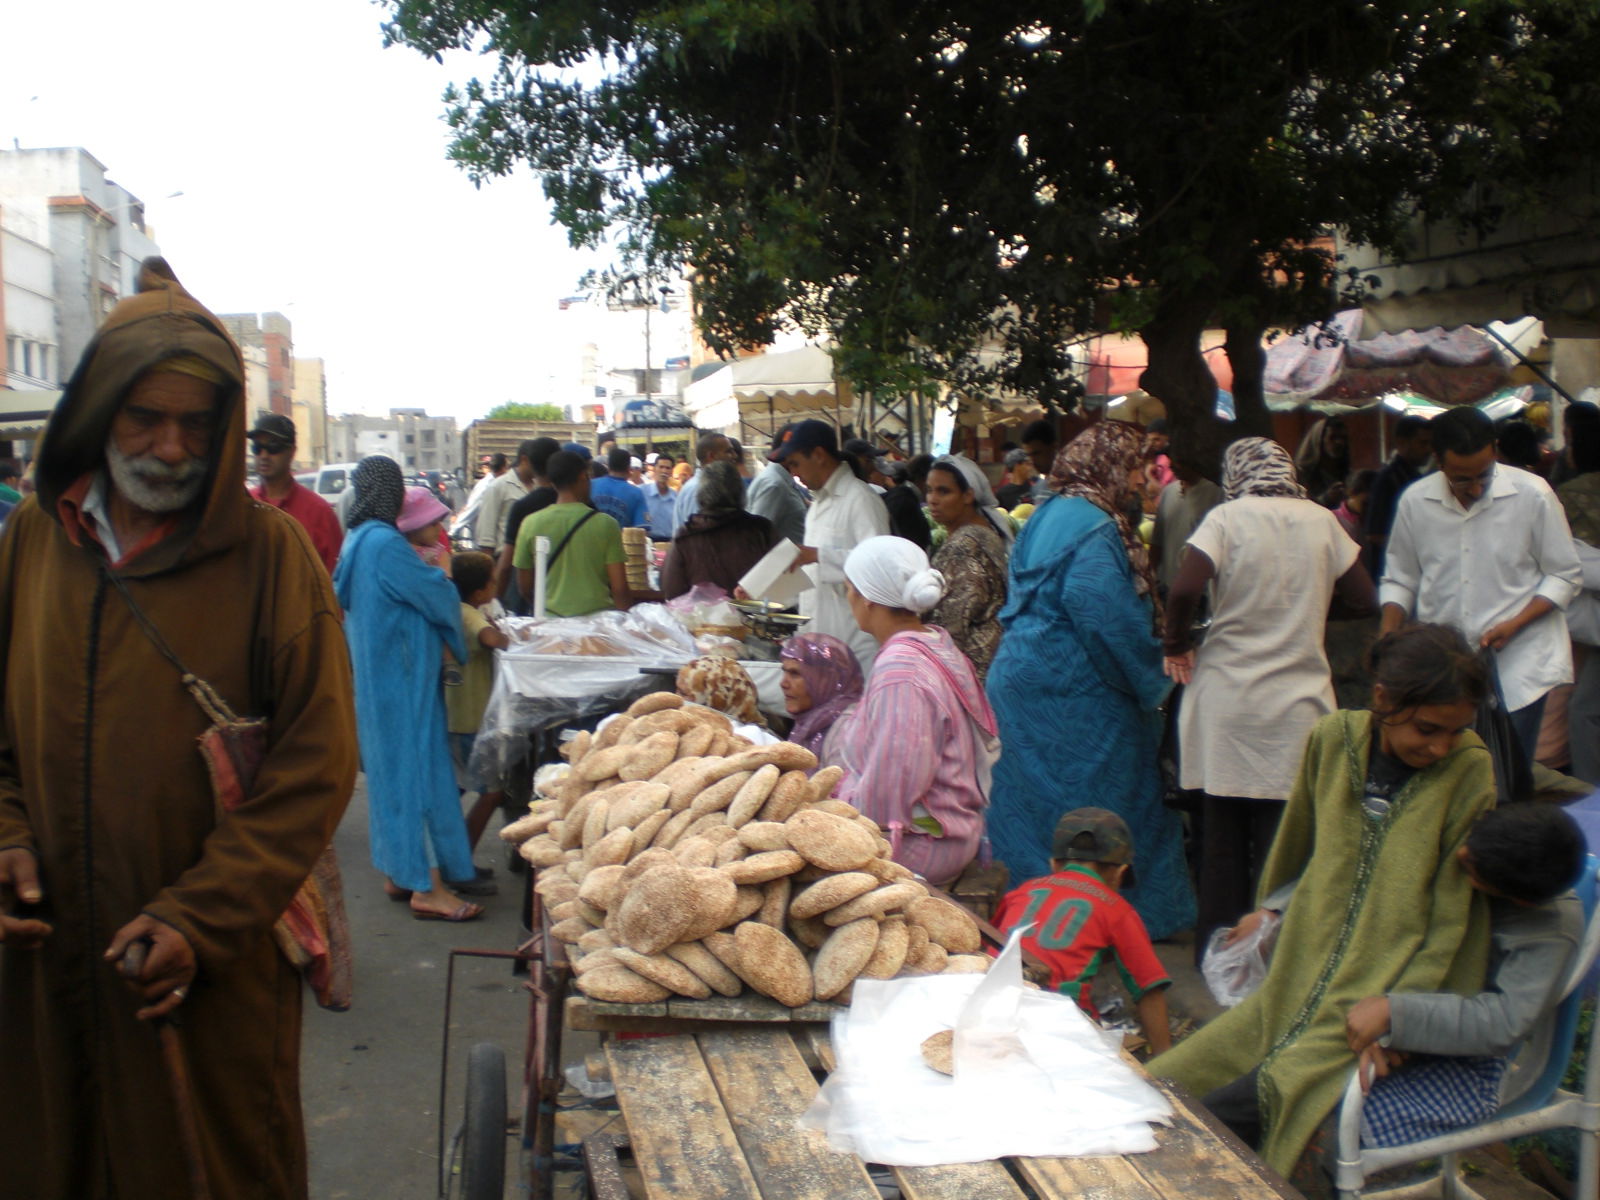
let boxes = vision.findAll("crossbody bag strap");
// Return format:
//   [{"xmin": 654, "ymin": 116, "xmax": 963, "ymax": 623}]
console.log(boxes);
[
  {"xmin": 104, "ymin": 569, "xmax": 241, "ymax": 727},
  {"xmin": 545, "ymin": 508, "xmax": 600, "ymax": 571}
]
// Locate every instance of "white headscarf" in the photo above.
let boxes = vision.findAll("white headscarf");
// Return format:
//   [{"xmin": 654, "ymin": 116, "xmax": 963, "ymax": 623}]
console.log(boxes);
[
  {"xmin": 932, "ymin": 454, "xmax": 1015, "ymax": 544},
  {"xmin": 844, "ymin": 535, "xmax": 947, "ymax": 613}
]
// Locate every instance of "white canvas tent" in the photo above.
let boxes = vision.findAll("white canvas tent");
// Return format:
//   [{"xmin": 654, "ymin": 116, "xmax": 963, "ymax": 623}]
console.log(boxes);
[
  {"xmin": 682, "ymin": 345, "xmax": 848, "ymax": 431},
  {"xmin": 0, "ymin": 390, "xmax": 60, "ymax": 440}
]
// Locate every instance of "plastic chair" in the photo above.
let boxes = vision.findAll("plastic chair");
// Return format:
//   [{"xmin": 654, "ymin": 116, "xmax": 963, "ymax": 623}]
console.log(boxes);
[{"xmin": 1334, "ymin": 856, "xmax": 1600, "ymax": 1200}]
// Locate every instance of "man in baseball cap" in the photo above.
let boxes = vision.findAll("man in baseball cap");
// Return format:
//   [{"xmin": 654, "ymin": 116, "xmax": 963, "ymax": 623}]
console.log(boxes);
[
  {"xmin": 248, "ymin": 413, "xmax": 342, "ymax": 573},
  {"xmin": 993, "ymin": 806, "xmax": 1172, "ymax": 1052}
]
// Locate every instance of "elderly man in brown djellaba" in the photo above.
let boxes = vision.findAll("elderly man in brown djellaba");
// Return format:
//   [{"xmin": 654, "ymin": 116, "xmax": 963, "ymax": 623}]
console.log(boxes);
[{"xmin": 0, "ymin": 259, "xmax": 358, "ymax": 1199}]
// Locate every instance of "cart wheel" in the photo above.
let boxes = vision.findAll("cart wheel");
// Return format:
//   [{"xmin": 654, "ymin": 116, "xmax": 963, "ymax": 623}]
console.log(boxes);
[{"xmin": 461, "ymin": 1042, "xmax": 507, "ymax": 1200}]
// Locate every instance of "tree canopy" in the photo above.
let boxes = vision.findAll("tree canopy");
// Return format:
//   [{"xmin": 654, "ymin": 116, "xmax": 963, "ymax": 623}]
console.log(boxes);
[
  {"xmin": 486, "ymin": 401, "xmax": 567, "ymax": 422},
  {"xmin": 386, "ymin": 0, "xmax": 1600, "ymax": 459}
]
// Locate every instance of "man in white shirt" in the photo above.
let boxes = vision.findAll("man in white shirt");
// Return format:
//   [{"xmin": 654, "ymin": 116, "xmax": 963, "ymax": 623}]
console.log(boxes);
[
  {"xmin": 1380, "ymin": 406, "xmax": 1582, "ymax": 756},
  {"xmin": 474, "ymin": 440, "xmax": 535, "ymax": 555},
  {"xmin": 673, "ymin": 432, "xmax": 733, "ymax": 533},
  {"xmin": 771, "ymin": 419, "xmax": 891, "ymax": 673}
]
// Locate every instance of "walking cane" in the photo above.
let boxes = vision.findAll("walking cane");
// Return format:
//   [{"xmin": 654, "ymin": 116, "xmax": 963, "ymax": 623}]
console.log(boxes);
[{"xmin": 119, "ymin": 940, "xmax": 214, "ymax": 1200}]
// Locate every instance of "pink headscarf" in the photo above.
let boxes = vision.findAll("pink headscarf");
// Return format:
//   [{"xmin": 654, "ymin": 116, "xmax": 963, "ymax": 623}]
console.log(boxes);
[{"xmin": 780, "ymin": 633, "xmax": 865, "ymax": 760}]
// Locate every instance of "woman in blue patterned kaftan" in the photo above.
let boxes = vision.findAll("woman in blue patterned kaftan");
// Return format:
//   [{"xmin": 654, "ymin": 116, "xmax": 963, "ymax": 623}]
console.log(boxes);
[{"xmin": 984, "ymin": 422, "xmax": 1195, "ymax": 939}]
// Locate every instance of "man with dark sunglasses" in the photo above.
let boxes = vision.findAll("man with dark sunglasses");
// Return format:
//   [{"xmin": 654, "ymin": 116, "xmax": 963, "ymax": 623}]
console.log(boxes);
[{"xmin": 248, "ymin": 413, "xmax": 342, "ymax": 574}]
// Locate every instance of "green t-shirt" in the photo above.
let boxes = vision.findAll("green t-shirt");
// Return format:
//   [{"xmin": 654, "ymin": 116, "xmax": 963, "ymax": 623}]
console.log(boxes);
[
  {"xmin": 512, "ymin": 502, "xmax": 625, "ymax": 616},
  {"xmin": 446, "ymin": 603, "xmax": 496, "ymax": 734}
]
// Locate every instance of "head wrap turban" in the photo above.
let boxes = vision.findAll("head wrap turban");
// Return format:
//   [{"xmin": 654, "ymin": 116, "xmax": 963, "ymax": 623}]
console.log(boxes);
[
  {"xmin": 843, "ymin": 535, "xmax": 946, "ymax": 614},
  {"xmin": 1223, "ymin": 437, "xmax": 1308, "ymax": 501},
  {"xmin": 932, "ymin": 454, "xmax": 1014, "ymax": 544},
  {"xmin": 1047, "ymin": 420, "xmax": 1160, "ymax": 622},
  {"xmin": 697, "ymin": 460, "xmax": 746, "ymax": 517},
  {"xmin": 779, "ymin": 633, "xmax": 865, "ymax": 760},
  {"xmin": 347, "ymin": 456, "xmax": 405, "ymax": 527}
]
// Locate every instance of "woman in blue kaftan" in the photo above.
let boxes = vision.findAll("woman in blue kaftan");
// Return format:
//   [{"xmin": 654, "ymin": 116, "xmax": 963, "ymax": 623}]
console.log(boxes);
[
  {"xmin": 333, "ymin": 457, "xmax": 482, "ymax": 921},
  {"xmin": 985, "ymin": 421, "xmax": 1195, "ymax": 940}
]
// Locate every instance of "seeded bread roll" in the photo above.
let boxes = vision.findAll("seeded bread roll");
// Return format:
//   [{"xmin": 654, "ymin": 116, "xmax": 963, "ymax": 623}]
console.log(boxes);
[
  {"xmin": 549, "ymin": 916, "xmax": 592, "ymax": 944},
  {"xmin": 611, "ymin": 947, "xmax": 712, "ymax": 999},
  {"xmin": 811, "ymin": 799, "xmax": 860, "ymax": 819},
  {"xmin": 757, "ymin": 770, "xmax": 812, "ymax": 824},
  {"xmin": 721, "ymin": 850, "xmax": 805, "ymax": 885},
  {"xmin": 580, "ymin": 798, "xmax": 612, "ymax": 849},
  {"xmin": 651, "ymin": 756, "xmax": 706, "ymax": 795},
  {"xmin": 562, "ymin": 729, "xmax": 593, "ymax": 762},
  {"xmin": 944, "ymin": 955, "xmax": 991, "ymax": 974},
  {"xmin": 714, "ymin": 838, "xmax": 749, "ymax": 867},
  {"xmin": 585, "ymin": 826, "xmax": 636, "ymax": 869},
  {"xmin": 559, "ymin": 794, "xmax": 598, "ymax": 849},
  {"xmin": 908, "ymin": 896, "xmax": 982, "ymax": 954},
  {"xmin": 590, "ymin": 714, "xmax": 634, "ymax": 753},
  {"xmin": 789, "ymin": 913, "xmax": 830, "ymax": 950},
  {"xmin": 812, "ymin": 918, "xmax": 880, "ymax": 1000},
  {"xmin": 598, "ymin": 782, "xmax": 672, "ymax": 830},
  {"xmin": 499, "ymin": 810, "xmax": 554, "ymax": 844},
  {"xmin": 575, "ymin": 962, "xmax": 671, "ymax": 1003},
  {"xmin": 675, "ymin": 724, "xmax": 717, "ymax": 759},
  {"xmin": 578, "ymin": 864, "xmax": 627, "ymax": 911},
  {"xmin": 920, "ymin": 1030, "xmax": 955, "ymax": 1075},
  {"xmin": 519, "ymin": 836, "xmax": 565, "ymax": 868},
  {"xmin": 632, "ymin": 808, "xmax": 673, "ymax": 848},
  {"xmin": 688, "ymin": 770, "xmax": 754, "ymax": 817},
  {"xmin": 788, "ymin": 872, "xmax": 879, "ymax": 920},
  {"xmin": 736, "ymin": 821, "xmax": 790, "ymax": 853},
  {"xmin": 621, "ymin": 847, "xmax": 678, "ymax": 882},
  {"xmin": 668, "ymin": 758, "xmax": 738, "ymax": 811},
  {"xmin": 699, "ymin": 823, "xmax": 740, "ymax": 846},
  {"xmin": 807, "ymin": 765, "xmax": 845, "ymax": 803},
  {"xmin": 673, "ymin": 836, "xmax": 719, "ymax": 870},
  {"xmin": 730, "ymin": 885, "xmax": 766, "ymax": 923},
  {"xmin": 576, "ymin": 928, "xmax": 615, "ymax": 954},
  {"xmin": 681, "ymin": 703, "xmax": 734, "ymax": 733},
  {"xmin": 649, "ymin": 809, "xmax": 697, "ymax": 850},
  {"xmin": 859, "ymin": 916, "xmax": 911, "ymax": 979},
  {"xmin": 534, "ymin": 875, "xmax": 579, "ymax": 906},
  {"xmin": 550, "ymin": 900, "xmax": 579, "ymax": 923},
  {"xmin": 726, "ymin": 764, "xmax": 781, "ymax": 827},
  {"xmin": 905, "ymin": 922, "xmax": 931, "ymax": 963},
  {"xmin": 755, "ymin": 876, "xmax": 791, "ymax": 928},
  {"xmin": 678, "ymin": 866, "xmax": 740, "ymax": 942},
  {"xmin": 571, "ymin": 947, "xmax": 618, "ymax": 976},
  {"xmin": 824, "ymin": 881, "xmax": 926, "ymax": 926},
  {"xmin": 576, "ymin": 900, "xmax": 607, "ymax": 926},
  {"xmin": 701, "ymin": 931, "xmax": 747, "ymax": 983},
  {"xmin": 909, "ymin": 942, "xmax": 949, "ymax": 974},
  {"xmin": 726, "ymin": 743, "xmax": 819, "ymax": 775},
  {"xmin": 862, "ymin": 857, "xmax": 915, "ymax": 883},
  {"xmin": 619, "ymin": 731, "xmax": 680, "ymax": 782},
  {"xmin": 682, "ymin": 812, "xmax": 731, "ymax": 840},
  {"xmin": 626, "ymin": 691, "xmax": 685, "ymax": 718},
  {"xmin": 615, "ymin": 864, "xmax": 699, "ymax": 954},
  {"xmin": 665, "ymin": 942, "xmax": 743, "ymax": 997},
  {"xmin": 785, "ymin": 810, "xmax": 878, "ymax": 872},
  {"xmin": 734, "ymin": 921, "xmax": 814, "ymax": 1007}
]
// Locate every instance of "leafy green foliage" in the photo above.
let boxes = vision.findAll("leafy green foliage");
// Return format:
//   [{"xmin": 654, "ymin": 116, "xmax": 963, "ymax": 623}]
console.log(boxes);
[
  {"xmin": 485, "ymin": 401, "xmax": 568, "ymax": 422},
  {"xmin": 384, "ymin": 0, "xmax": 1600, "ymax": 459}
]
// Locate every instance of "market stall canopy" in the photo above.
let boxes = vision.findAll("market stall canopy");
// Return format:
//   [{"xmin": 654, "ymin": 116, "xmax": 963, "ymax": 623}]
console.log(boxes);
[
  {"xmin": 1083, "ymin": 331, "xmax": 1235, "ymax": 399},
  {"xmin": 0, "ymin": 389, "xmax": 60, "ymax": 438},
  {"xmin": 1263, "ymin": 310, "xmax": 1542, "ymax": 411},
  {"xmin": 682, "ymin": 345, "xmax": 849, "ymax": 430}
]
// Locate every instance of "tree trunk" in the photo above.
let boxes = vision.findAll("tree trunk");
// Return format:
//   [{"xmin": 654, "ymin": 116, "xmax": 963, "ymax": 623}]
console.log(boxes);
[
  {"xmin": 1224, "ymin": 319, "xmax": 1273, "ymax": 439},
  {"xmin": 1139, "ymin": 296, "xmax": 1229, "ymax": 479}
]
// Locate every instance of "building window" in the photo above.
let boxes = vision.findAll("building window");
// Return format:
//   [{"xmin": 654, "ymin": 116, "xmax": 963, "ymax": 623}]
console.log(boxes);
[
  {"xmin": 405, "ymin": 433, "xmax": 415, "ymax": 444},
  {"xmin": 421, "ymin": 429, "xmax": 436, "ymax": 446}
]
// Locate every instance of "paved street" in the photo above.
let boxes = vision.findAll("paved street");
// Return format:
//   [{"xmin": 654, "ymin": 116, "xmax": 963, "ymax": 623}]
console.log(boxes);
[{"xmin": 303, "ymin": 780, "xmax": 526, "ymax": 1199}]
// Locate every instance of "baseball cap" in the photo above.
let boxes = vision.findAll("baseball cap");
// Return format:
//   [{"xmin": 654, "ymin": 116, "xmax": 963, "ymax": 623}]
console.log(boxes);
[
  {"xmin": 1003, "ymin": 447, "xmax": 1030, "ymax": 468},
  {"xmin": 1051, "ymin": 807, "xmax": 1134, "ymax": 865},
  {"xmin": 249, "ymin": 413, "xmax": 296, "ymax": 448},
  {"xmin": 770, "ymin": 419, "xmax": 838, "ymax": 462},
  {"xmin": 560, "ymin": 441, "xmax": 593, "ymax": 461}
]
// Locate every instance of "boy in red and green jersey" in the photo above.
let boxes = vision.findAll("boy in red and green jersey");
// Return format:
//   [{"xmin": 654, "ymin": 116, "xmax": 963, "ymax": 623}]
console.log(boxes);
[{"xmin": 993, "ymin": 807, "xmax": 1173, "ymax": 1052}]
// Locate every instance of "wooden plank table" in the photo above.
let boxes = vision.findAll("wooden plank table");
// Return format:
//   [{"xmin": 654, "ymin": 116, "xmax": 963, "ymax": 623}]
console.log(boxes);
[{"xmin": 591, "ymin": 1024, "xmax": 1303, "ymax": 1200}]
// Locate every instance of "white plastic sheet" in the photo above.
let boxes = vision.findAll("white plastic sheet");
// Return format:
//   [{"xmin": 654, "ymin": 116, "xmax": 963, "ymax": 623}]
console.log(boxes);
[{"xmin": 799, "ymin": 931, "xmax": 1172, "ymax": 1166}]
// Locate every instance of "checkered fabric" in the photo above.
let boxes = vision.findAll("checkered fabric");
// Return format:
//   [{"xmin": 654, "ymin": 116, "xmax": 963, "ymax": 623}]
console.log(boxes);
[{"xmin": 1360, "ymin": 1053, "xmax": 1507, "ymax": 1148}]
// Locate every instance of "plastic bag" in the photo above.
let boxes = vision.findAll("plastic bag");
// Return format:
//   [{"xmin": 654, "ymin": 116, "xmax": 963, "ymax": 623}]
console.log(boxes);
[
  {"xmin": 1201, "ymin": 910, "xmax": 1281, "ymax": 1008},
  {"xmin": 799, "ymin": 930, "xmax": 1172, "ymax": 1165}
]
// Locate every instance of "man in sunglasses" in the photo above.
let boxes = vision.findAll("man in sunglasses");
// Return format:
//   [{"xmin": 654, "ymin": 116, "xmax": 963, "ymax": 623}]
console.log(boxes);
[{"xmin": 248, "ymin": 413, "xmax": 342, "ymax": 574}]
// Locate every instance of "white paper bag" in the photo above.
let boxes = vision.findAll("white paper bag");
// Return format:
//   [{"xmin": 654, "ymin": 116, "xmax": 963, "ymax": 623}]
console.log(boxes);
[
  {"xmin": 799, "ymin": 930, "xmax": 1172, "ymax": 1166},
  {"xmin": 738, "ymin": 539, "xmax": 809, "ymax": 607}
]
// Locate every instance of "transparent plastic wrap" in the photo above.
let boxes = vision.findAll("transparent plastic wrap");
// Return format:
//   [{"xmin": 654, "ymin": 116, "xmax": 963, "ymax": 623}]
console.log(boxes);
[{"xmin": 468, "ymin": 604, "xmax": 698, "ymax": 782}]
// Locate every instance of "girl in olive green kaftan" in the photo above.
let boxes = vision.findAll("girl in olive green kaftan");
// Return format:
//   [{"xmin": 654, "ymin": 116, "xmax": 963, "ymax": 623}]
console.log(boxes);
[{"xmin": 1150, "ymin": 708, "xmax": 1494, "ymax": 1177}]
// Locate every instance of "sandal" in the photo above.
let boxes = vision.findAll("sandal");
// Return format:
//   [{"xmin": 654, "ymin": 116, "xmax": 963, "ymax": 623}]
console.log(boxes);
[{"xmin": 411, "ymin": 901, "xmax": 485, "ymax": 923}]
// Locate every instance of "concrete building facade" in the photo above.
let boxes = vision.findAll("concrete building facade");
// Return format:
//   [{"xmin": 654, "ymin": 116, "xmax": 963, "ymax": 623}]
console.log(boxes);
[
  {"xmin": 218, "ymin": 312, "xmax": 294, "ymax": 417},
  {"xmin": 292, "ymin": 357, "xmax": 328, "ymax": 469},
  {"xmin": 326, "ymin": 409, "xmax": 461, "ymax": 473},
  {"xmin": 0, "ymin": 146, "xmax": 162, "ymax": 388}
]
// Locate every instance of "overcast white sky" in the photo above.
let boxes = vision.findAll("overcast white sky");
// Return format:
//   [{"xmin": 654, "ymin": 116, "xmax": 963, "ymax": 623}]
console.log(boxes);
[{"xmin": 4, "ymin": 0, "xmax": 616, "ymax": 423}]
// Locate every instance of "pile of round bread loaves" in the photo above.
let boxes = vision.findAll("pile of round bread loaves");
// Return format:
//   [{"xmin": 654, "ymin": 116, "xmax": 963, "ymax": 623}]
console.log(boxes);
[{"xmin": 499, "ymin": 692, "xmax": 989, "ymax": 1007}]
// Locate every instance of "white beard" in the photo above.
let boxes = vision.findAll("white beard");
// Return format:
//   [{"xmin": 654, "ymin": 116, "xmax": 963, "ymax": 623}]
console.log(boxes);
[{"xmin": 105, "ymin": 439, "xmax": 207, "ymax": 514}]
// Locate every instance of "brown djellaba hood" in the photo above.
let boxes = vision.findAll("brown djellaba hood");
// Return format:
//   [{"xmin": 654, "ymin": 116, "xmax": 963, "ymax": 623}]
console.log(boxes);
[{"xmin": 33, "ymin": 257, "xmax": 250, "ymax": 576}]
